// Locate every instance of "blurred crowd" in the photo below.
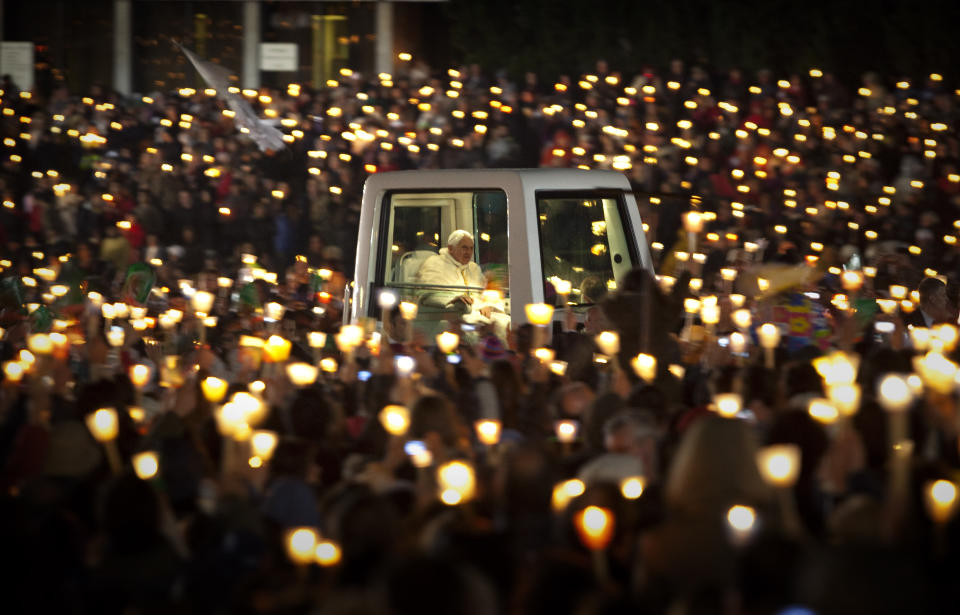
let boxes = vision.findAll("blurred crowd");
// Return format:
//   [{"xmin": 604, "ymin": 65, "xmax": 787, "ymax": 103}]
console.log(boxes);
[{"xmin": 1, "ymin": 56, "xmax": 960, "ymax": 614}]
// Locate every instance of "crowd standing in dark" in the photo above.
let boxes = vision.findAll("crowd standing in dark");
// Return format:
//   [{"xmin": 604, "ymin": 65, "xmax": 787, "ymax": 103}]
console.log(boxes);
[{"xmin": 2, "ymin": 56, "xmax": 960, "ymax": 614}]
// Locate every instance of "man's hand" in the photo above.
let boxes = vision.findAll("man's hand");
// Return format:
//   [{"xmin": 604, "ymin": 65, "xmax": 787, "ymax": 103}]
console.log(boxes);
[{"xmin": 479, "ymin": 306, "xmax": 492, "ymax": 319}]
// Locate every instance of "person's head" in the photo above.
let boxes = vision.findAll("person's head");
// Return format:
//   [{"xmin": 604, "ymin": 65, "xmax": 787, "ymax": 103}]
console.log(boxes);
[
  {"xmin": 918, "ymin": 276, "xmax": 955, "ymax": 323},
  {"xmin": 446, "ymin": 230, "xmax": 475, "ymax": 266}
]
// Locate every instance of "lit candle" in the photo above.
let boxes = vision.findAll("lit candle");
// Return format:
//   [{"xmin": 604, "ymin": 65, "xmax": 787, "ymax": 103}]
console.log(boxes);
[
  {"xmin": 758, "ymin": 323, "xmax": 780, "ymax": 368},
  {"xmin": 285, "ymin": 362, "xmax": 319, "ymax": 387},
  {"xmin": 86, "ymin": 407, "xmax": 122, "ymax": 474},
  {"xmin": 285, "ymin": 527, "xmax": 319, "ymax": 566},
  {"xmin": 251, "ymin": 430, "xmax": 279, "ymax": 460},
  {"xmin": 925, "ymin": 479, "xmax": 959, "ymax": 524},
  {"xmin": 631, "ymin": 353, "xmax": 657, "ymax": 383},
  {"xmin": 552, "ymin": 478, "xmax": 586, "ymax": 512},
  {"xmin": 379, "ymin": 404, "xmax": 410, "ymax": 436},
  {"xmin": 594, "ymin": 330, "xmax": 620, "ymax": 357},
  {"xmin": 436, "ymin": 331, "xmax": 460, "ymax": 354},
  {"xmin": 437, "ymin": 460, "xmax": 476, "ymax": 505},
  {"xmin": 555, "ymin": 419, "xmax": 579, "ymax": 444},
  {"xmin": 474, "ymin": 419, "xmax": 502, "ymax": 446},
  {"xmin": 398, "ymin": 301, "xmax": 419, "ymax": 320},
  {"xmin": 201, "ymin": 376, "xmax": 228, "ymax": 402},
  {"xmin": 132, "ymin": 451, "xmax": 159, "ymax": 480},
  {"xmin": 714, "ymin": 392, "xmax": 742, "ymax": 418}
]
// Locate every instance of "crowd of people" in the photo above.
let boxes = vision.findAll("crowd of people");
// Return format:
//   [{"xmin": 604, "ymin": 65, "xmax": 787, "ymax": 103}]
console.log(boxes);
[{"xmin": 1, "ymin": 54, "xmax": 960, "ymax": 614}]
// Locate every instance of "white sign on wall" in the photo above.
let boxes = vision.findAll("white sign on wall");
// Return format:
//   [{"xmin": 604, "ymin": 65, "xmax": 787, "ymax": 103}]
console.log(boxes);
[
  {"xmin": 0, "ymin": 42, "xmax": 34, "ymax": 91},
  {"xmin": 260, "ymin": 43, "xmax": 298, "ymax": 71}
]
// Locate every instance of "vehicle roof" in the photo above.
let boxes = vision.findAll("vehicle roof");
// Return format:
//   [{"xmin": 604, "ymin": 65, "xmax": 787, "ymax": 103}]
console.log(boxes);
[{"xmin": 362, "ymin": 168, "xmax": 632, "ymax": 193}]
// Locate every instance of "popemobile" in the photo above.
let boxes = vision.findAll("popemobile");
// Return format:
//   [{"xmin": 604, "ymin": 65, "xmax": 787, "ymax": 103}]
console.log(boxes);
[{"xmin": 348, "ymin": 168, "xmax": 654, "ymax": 340}]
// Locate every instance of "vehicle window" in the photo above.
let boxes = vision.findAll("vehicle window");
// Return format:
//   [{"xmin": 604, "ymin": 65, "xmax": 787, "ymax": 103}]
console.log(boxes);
[
  {"xmin": 378, "ymin": 189, "xmax": 509, "ymax": 342},
  {"xmin": 536, "ymin": 194, "xmax": 635, "ymax": 306}
]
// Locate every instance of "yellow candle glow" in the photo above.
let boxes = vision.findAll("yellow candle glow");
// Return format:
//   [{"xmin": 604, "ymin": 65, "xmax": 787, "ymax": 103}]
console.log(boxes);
[
  {"xmin": 595, "ymin": 331, "xmax": 620, "ymax": 356},
  {"xmin": 573, "ymin": 505, "xmax": 615, "ymax": 551},
  {"xmin": 436, "ymin": 331, "xmax": 460, "ymax": 354},
  {"xmin": 534, "ymin": 347, "xmax": 556, "ymax": 363},
  {"xmin": 552, "ymin": 478, "xmax": 586, "ymax": 512},
  {"xmin": 335, "ymin": 325, "xmax": 364, "ymax": 353},
  {"xmin": 132, "ymin": 451, "xmax": 159, "ymax": 480},
  {"xmin": 756, "ymin": 444, "xmax": 801, "ymax": 488},
  {"xmin": 437, "ymin": 460, "xmax": 476, "ymax": 505},
  {"xmin": 827, "ymin": 383, "xmax": 861, "ymax": 416},
  {"xmin": 398, "ymin": 301, "xmax": 419, "ymax": 320},
  {"xmin": 714, "ymin": 393, "xmax": 743, "ymax": 418},
  {"xmin": 878, "ymin": 374, "xmax": 913, "ymax": 412},
  {"xmin": 555, "ymin": 419, "xmax": 579, "ymax": 443},
  {"xmin": 192, "ymin": 291, "xmax": 215, "ymax": 315},
  {"xmin": 808, "ymin": 398, "xmax": 839, "ymax": 425},
  {"xmin": 251, "ymin": 430, "xmax": 279, "ymax": 460},
  {"xmin": 86, "ymin": 408, "xmax": 119, "ymax": 442},
  {"xmin": 474, "ymin": 419, "xmax": 502, "ymax": 445},
  {"xmin": 129, "ymin": 363, "xmax": 151, "ymax": 388},
  {"xmin": 620, "ymin": 477, "xmax": 645, "ymax": 499},
  {"xmin": 27, "ymin": 333, "xmax": 53, "ymax": 355},
  {"xmin": 525, "ymin": 303, "xmax": 554, "ymax": 325},
  {"xmin": 925, "ymin": 479, "xmax": 959, "ymax": 524},
  {"xmin": 265, "ymin": 301, "xmax": 285, "ymax": 321},
  {"xmin": 263, "ymin": 335, "xmax": 292, "ymax": 362},
  {"xmin": 286, "ymin": 362, "xmax": 319, "ymax": 386},
  {"xmin": 379, "ymin": 405, "xmax": 410, "ymax": 436},
  {"xmin": 314, "ymin": 540, "xmax": 342, "ymax": 566},
  {"xmin": 308, "ymin": 331, "xmax": 327, "ymax": 349},
  {"xmin": 631, "ymin": 353, "xmax": 657, "ymax": 382},
  {"xmin": 285, "ymin": 528, "xmax": 319, "ymax": 565},
  {"xmin": 201, "ymin": 376, "xmax": 228, "ymax": 402}
]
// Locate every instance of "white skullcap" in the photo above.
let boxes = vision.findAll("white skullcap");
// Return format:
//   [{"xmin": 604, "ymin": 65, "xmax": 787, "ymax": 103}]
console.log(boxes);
[{"xmin": 447, "ymin": 229, "xmax": 474, "ymax": 247}]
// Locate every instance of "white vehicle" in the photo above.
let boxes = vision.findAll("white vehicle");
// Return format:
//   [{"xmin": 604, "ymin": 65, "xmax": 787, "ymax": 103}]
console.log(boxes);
[{"xmin": 349, "ymin": 168, "xmax": 653, "ymax": 337}]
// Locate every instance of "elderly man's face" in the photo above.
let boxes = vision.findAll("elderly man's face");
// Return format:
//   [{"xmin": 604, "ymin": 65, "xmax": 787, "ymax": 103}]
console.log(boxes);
[{"xmin": 450, "ymin": 237, "xmax": 474, "ymax": 265}]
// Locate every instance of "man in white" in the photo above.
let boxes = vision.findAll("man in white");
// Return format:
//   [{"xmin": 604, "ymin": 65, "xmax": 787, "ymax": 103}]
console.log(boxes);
[{"xmin": 416, "ymin": 229, "xmax": 510, "ymax": 338}]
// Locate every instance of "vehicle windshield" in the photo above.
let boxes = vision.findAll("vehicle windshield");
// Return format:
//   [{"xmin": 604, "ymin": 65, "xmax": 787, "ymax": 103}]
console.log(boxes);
[
  {"xmin": 377, "ymin": 189, "xmax": 509, "ymax": 341},
  {"xmin": 536, "ymin": 192, "xmax": 636, "ymax": 306}
]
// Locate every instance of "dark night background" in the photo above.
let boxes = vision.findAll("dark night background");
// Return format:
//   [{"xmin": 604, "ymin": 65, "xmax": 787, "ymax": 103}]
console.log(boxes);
[{"xmin": 3, "ymin": 0, "xmax": 960, "ymax": 94}]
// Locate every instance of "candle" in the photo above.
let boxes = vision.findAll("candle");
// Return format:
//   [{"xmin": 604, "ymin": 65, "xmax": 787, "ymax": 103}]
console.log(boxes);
[
  {"xmin": 265, "ymin": 301, "xmax": 285, "ymax": 322},
  {"xmin": 594, "ymin": 331, "xmax": 620, "ymax": 356},
  {"xmin": 27, "ymin": 333, "xmax": 53, "ymax": 356},
  {"xmin": 525, "ymin": 303, "xmax": 554, "ymax": 325},
  {"xmin": 925, "ymin": 479, "xmax": 959, "ymax": 524},
  {"xmin": 732, "ymin": 308, "xmax": 752, "ymax": 330},
  {"xmin": 757, "ymin": 444, "xmax": 801, "ymax": 488},
  {"xmin": 398, "ymin": 301, "xmax": 419, "ymax": 320},
  {"xmin": 552, "ymin": 478, "xmax": 586, "ymax": 512},
  {"xmin": 378, "ymin": 289, "xmax": 398, "ymax": 311},
  {"xmin": 285, "ymin": 528, "xmax": 319, "ymax": 565},
  {"xmin": 129, "ymin": 363, "xmax": 151, "ymax": 389},
  {"xmin": 807, "ymin": 398, "xmax": 839, "ymax": 425},
  {"xmin": 726, "ymin": 504, "xmax": 757, "ymax": 546},
  {"xmin": 263, "ymin": 335, "xmax": 292, "ymax": 362},
  {"xmin": 250, "ymin": 430, "xmax": 279, "ymax": 460},
  {"xmin": 573, "ymin": 505, "xmax": 615, "ymax": 551},
  {"xmin": 631, "ymin": 353, "xmax": 657, "ymax": 383},
  {"xmin": 192, "ymin": 290, "xmax": 215, "ymax": 315},
  {"xmin": 286, "ymin": 362, "xmax": 319, "ymax": 386},
  {"xmin": 620, "ymin": 477, "xmax": 645, "ymax": 499},
  {"xmin": 437, "ymin": 460, "xmax": 476, "ymax": 505},
  {"xmin": 378, "ymin": 404, "xmax": 410, "ymax": 436},
  {"xmin": 436, "ymin": 331, "xmax": 460, "ymax": 354},
  {"xmin": 533, "ymin": 347, "xmax": 556, "ymax": 363},
  {"xmin": 555, "ymin": 419, "xmax": 579, "ymax": 443},
  {"xmin": 758, "ymin": 323, "xmax": 780, "ymax": 368},
  {"xmin": 86, "ymin": 407, "xmax": 122, "ymax": 474},
  {"xmin": 714, "ymin": 393, "xmax": 743, "ymax": 418},
  {"xmin": 474, "ymin": 419, "xmax": 502, "ymax": 446},
  {"xmin": 201, "ymin": 376, "xmax": 228, "ymax": 402},
  {"xmin": 132, "ymin": 451, "xmax": 159, "ymax": 480},
  {"xmin": 314, "ymin": 540, "xmax": 342, "ymax": 567}
]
